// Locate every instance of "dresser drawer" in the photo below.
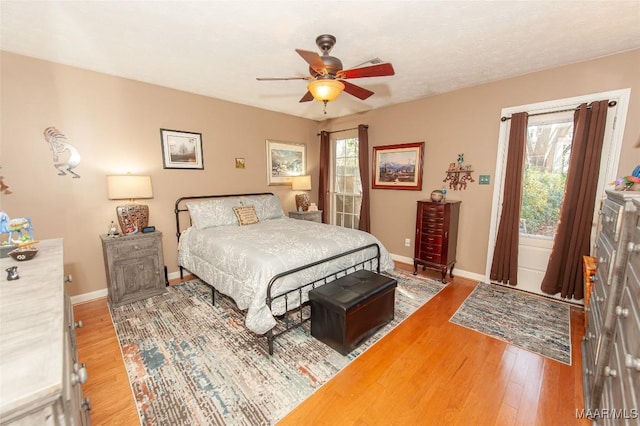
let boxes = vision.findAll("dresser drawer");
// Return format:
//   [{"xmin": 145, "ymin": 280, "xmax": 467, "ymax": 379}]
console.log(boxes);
[
  {"xmin": 595, "ymin": 232, "xmax": 616, "ymax": 291},
  {"xmin": 417, "ymin": 252, "xmax": 442, "ymax": 265},
  {"xmin": 419, "ymin": 242, "xmax": 443, "ymax": 255},
  {"xmin": 422, "ymin": 204, "xmax": 445, "ymax": 216},
  {"xmin": 602, "ymin": 198, "xmax": 624, "ymax": 243}
]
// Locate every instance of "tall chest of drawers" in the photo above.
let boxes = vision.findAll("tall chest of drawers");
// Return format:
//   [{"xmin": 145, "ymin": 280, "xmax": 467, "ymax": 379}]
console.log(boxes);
[
  {"xmin": 0, "ymin": 238, "xmax": 90, "ymax": 425},
  {"xmin": 413, "ymin": 200, "xmax": 461, "ymax": 283},
  {"xmin": 582, "ymin": 190, "xmax": 640, "ymax": 423}
]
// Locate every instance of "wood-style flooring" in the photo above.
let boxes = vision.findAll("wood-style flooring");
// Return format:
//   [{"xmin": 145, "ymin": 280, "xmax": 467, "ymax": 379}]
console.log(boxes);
[{"xmin": 73, "ymin": 264, "xmax": 590, "ymax": 425}]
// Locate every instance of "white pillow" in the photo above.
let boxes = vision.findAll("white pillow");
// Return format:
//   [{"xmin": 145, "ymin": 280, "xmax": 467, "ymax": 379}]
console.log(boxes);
[
  {"xmin": 240, "ymin": 194, "xmax": 284, "ymax": 221},
  {"xmin": 186, "ymin": 197, "xmax": 241, "ymax": 229}
]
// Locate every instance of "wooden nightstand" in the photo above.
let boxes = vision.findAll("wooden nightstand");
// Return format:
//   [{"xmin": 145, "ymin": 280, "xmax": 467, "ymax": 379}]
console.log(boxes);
[
  {"xmin": 100, "ymin": 231, "xmax": 167, "ymax": 307},
  {"xmin": 289, "ymin": 210, "xmax": 323, "ymax": 223}
]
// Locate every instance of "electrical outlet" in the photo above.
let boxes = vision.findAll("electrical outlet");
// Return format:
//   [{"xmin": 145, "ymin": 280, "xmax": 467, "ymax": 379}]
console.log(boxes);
[
  {"xmin": 404, "ymin": 238, "xmax": 411, "ymax": 247},
  {"xmin": 479, "ymin": 175, "xmax": 491, "ymax": 185}
]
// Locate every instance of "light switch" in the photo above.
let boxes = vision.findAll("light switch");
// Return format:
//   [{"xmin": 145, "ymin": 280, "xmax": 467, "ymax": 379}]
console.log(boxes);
[{"xmin": 479, "ymin": 175, "xmax": 490, "ymax": 185}]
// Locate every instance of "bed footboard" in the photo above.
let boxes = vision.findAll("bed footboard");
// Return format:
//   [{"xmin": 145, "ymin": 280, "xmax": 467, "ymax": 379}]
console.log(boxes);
[{"xmin": 265, "ymin": 243, "xmax": 381, "ymax": 355}]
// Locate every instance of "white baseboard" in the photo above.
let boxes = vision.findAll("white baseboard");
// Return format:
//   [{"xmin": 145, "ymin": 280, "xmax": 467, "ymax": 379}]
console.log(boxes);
[
  {"xmin": 71, "ymin": 253, "xmax": 486, "ymax": 305},
  {"xmin": 390, "ymin": 253, "xmax": 484, "ymax": 282}
]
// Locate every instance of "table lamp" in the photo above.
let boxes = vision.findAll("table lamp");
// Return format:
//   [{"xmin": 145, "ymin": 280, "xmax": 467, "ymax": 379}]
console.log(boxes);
[
  {"xmin": 107, "ymin": 175, "xmax": 153, "ymax": 234},
  {"xmin": 292, "ymin": 175, "xmax": 312, "ymax": 212}
]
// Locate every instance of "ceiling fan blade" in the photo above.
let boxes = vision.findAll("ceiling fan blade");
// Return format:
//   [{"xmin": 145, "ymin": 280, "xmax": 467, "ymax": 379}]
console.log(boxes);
[
  {"xmin": 295, "ymin": 49, "xmax": 326, "ymax": 75},
  {"xmin": 299, "ymin": 91, "xmax": 314, "ymax": 103},
  {"xmin": 341, "ymin": 80, "xmax": 374, "ymax": 100},
  {"xmin": 337, "ymin": 62, "xmax": 395, "ymax": 79},
  {"xmin": 256, "ymin": 76, "xmax": 311, "ymax": 81}
]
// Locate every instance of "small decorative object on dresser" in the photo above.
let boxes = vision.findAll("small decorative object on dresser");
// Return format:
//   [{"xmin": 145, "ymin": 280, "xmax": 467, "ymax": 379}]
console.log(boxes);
[
  {"xmin": 413, "ymin": 200, "xmax": 461, "ymax": 283},
  {"xmin": 100, "ymin": 231, "xmax": 167, "ymax": 307},
  {"xmin": 289, "ymin": 210, "xmax": 322, "ymax": 223}
]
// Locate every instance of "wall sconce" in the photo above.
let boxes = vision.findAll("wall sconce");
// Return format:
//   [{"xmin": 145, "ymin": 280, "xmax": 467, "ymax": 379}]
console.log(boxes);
[
  {"xmin": 107, "ymin": 175, "xmax": 153, "ymax": 234},
  {"xmin": 291, "ymin": 175, "xmax": 312, "ymax": 212}
]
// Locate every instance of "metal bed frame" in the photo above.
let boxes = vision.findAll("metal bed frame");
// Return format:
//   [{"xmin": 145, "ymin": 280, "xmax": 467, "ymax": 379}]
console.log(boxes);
[{"xmin": 174, "ymin": 193, "xmax": 381, "ymax": 354}]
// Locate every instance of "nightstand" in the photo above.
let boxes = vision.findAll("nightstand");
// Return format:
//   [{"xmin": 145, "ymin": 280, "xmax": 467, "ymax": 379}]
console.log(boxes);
[
  {"xmin": 289, "ymin": 210, "xmax": 323, "ymax": 223},
  {"xmin": 100, "ymin": 231, "xmax": 167, "ymax": 307}
]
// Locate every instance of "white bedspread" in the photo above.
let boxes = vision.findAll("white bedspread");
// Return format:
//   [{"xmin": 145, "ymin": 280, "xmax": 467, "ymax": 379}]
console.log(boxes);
[{"xmin": 178, "ymin": 217, "xmax": 394, "ymax": 334}]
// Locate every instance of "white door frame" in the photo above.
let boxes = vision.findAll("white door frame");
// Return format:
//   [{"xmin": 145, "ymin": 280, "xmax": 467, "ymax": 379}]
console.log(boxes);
[{"xmin": 484, "ymin": 88, "xmax": 631, "ymax": 291}]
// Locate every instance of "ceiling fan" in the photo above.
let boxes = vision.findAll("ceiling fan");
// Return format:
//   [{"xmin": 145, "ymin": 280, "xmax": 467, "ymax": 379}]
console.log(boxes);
[{"xmin": 256, "ymin": 34, "xmax": 395, "ymax": 113}]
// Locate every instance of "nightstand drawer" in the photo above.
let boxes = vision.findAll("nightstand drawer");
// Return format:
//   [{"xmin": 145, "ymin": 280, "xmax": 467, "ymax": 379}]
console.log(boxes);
[
  {"xmin": 106, "ymin": 237, "xmax": 159, "ymax": 260},
  {"xmin": 289, "ymin": 210, "xmax": 322, "ymax": 223}
]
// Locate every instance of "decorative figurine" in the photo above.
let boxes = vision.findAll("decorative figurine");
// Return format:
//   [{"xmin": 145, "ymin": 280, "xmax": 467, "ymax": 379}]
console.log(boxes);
[{"xmin": 6, "ymin": 266, "xmax": 19, "ymax": 281}]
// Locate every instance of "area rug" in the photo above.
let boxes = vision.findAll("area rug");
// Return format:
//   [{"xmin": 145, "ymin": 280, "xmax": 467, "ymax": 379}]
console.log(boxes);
[
  {"xmin": 110, "ymin": 269, "xmax": 445, "ymax": 425},
  {"xmin": 449, "ymin": 282, "xmax": 571, "ymax": 365}
]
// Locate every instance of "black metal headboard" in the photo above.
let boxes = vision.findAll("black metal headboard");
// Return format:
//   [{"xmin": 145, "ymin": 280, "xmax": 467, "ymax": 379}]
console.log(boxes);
[{"xmin": 174, "ymin": 192, "xmax": 275, "ymax": 243}]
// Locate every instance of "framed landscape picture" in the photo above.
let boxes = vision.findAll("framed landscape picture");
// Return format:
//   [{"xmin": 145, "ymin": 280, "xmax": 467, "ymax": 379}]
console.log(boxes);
[
  {"xmin": 160, "ymin": 128, "xmax": 204, "ymax": 169},
  {"xmin": 266, "ymin": 140, "xmax": 306, "ymax": 185},
  {"xmin": 372, "ymin": 142, "xmax": 424, "ymax": 190}
]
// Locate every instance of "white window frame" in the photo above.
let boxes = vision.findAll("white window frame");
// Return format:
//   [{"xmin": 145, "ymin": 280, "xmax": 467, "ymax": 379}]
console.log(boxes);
[{"xmin": 330, "ymin": 135, "xmax": 362, "ymax": 229}]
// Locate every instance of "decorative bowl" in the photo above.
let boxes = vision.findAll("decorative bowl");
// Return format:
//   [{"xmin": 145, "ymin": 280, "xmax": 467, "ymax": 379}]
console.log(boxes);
[
  {"xmin": 430, "ymin": 191, "xmax": 445, "ymax": 202},
  {"xmin": 8, "ymin": 247, "xmax": 39, "ymax": 261}
]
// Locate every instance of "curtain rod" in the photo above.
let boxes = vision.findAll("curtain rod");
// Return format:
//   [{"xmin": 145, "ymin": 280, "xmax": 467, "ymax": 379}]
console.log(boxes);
[
  {"xmin": 500, "ymin": 100, "xmax": 617, "ymax": 122},
  {"xmin": 317, "ymin": 125, "xmax": 368, "ymax": 136}
]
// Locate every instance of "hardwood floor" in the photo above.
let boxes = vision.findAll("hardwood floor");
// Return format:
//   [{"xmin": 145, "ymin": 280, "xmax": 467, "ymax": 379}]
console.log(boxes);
[{"xmin": 73, "ymin": 266, "xmax": 590, "ymax": 425}]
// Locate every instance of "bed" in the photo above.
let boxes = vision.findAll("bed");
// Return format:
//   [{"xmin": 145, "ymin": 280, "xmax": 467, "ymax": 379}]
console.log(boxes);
[{"xmin": 175, "ymin": 193, "xmax": 395, "ymax": 354}]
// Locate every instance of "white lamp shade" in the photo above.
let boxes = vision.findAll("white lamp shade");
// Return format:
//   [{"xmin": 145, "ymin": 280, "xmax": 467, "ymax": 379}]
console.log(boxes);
[
  {"xmin": 107, "ymin": 175, "xmax": 153, "ymax": 200},
  {"xmin": 291, "ymin": 175, "xmax": 312, "ymax": 191}
]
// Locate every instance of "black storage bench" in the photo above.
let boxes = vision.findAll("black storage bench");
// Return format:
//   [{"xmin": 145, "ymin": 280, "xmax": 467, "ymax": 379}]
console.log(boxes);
[{"xmin": 309, "ymin": 269, "xmax": 397, "ymax": 355}]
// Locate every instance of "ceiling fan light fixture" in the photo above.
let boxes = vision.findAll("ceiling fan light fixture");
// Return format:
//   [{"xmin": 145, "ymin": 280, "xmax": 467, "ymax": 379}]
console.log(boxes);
[{"xmin": 307, "ymin": 79, "xmax": 345, "ymax": 102}]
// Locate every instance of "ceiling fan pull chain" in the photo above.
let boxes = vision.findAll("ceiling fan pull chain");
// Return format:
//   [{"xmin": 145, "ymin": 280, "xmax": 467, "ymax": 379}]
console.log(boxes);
[{"xmin": 323, "ymin": 100, "xmax": 328, "ymax": 114}]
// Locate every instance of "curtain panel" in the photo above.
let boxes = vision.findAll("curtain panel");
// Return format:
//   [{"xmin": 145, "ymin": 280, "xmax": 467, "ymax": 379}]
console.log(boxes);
[
  {"xmin": 358, "ymin": 124, "xmax": 371, "ymax": 232},
  {"xmin": 540, "ymin": 100, "xmax": 609, "ymax": 299},
  {"xmin": 490, "ymin": 112, "xmax": 528, "ymax": 285},
  {"xmin": 317, "ymin": 131, "xmax": 330, "ymax": 223}
]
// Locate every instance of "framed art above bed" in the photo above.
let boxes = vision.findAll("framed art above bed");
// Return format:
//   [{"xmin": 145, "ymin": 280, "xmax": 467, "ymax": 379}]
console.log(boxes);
[{"xmin": 265, "ymin": 139, "xmax": 306, "ymax": 185}]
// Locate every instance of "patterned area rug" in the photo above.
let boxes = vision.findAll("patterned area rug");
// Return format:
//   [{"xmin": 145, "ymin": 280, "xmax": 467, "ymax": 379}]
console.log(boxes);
[
  {"xmin": 110, "ymin": 269, "xmax": 445, "ymax": 425},
  {"xmin": 449, "ymin": 282, "xmax": 571, "ymax": 365}
]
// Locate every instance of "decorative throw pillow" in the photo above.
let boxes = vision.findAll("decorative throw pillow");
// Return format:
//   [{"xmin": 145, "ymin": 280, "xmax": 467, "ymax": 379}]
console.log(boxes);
[{"xmin": 233, "ymin": 205, "xmax": 260, "ymax": 226}]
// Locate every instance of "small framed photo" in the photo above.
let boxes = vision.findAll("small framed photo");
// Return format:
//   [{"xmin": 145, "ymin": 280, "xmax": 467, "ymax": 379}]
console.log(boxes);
[
  {"xmin": 235, "ymin": 158, "xmax": 246, "ymax": 169},
  {"xmin": 266, "ymin": 140, "xmax": 306, "ymax": 185},
  {"xmin": 160, "ymin": 128, "xmax": 204, "ymax": 170},
  {"xmin": 372, "ymin": 142, "xmax": 424, "ymax": 190}
]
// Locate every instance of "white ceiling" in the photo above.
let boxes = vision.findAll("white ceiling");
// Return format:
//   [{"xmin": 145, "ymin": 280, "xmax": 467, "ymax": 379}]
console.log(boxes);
[{"xmin": 1, "ymin": 1, "xmax": 639, "ymax": 122}]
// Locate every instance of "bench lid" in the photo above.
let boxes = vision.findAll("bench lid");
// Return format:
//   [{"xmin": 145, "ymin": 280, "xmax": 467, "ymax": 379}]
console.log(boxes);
[{"xmin": 309, "ymin": 270, "xmax": 397, "ymax": 311}]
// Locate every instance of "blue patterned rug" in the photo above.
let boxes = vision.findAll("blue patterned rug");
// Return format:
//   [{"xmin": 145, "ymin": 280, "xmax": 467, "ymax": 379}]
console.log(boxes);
[
  {"xmin": 109, "ymin": 269, "xmax": 445, "ymax": 425},
  {"xmin": 449, "ymin": 282, "xmax": 571, "ymax": 365}
]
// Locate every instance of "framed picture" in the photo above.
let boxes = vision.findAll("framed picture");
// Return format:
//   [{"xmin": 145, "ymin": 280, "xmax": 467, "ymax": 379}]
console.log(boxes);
[
  {"xmin": 266, "ymin": 140, "xmax": 306, "ymax": 185},
  {"xmin": 160, "ymin": 128, "xmax": 204, "ymax": 169},
  {"xmin": 372, "ymin": 142, "xmax": 424, "ymax": 190},
  {"xmin": 235, "ymin": 158, "xmax": 246, "ymax": 169}
]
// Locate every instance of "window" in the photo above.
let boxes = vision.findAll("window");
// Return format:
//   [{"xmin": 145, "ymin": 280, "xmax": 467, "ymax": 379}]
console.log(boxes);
[
  {"xmin": 520, "ymin": 112, "xmax": 573, "ymax": 238},
  {"xmin": 332, "ymin": 137, "xmax": 361, "ymax": 229}
]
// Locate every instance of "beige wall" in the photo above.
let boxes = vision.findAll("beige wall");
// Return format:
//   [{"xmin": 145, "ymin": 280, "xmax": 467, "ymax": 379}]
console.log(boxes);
[
  {"xmin": 322, "ymin": 48, "xmax": 640, "ymax": 276},
  {"xmin": 0, "ymin": 52, "xmax": 318, "ymax": 296},
  {"xmin": 2, "ymin": 49, "xmax": 639, "ymax": 297}
]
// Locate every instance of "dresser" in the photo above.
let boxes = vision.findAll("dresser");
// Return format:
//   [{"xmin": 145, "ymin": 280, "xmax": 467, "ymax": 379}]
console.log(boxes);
[
  {"xmin": 289, "ymin": 210, "xmax": 323, "ymax": 223},
  {"xmin": 582, "ymin": 190, "xmax": 640, "ymax": 423},
  {"xmin": 0, "ymin": 238, "xmax": 90, "ymax": 425},
  {"xmin": 101, "ymin": 231, "xmax": 167, "ymax": 307},
  {"xmin": 413, "ymin": 200, "xmax": 461, "ymax": 283}
]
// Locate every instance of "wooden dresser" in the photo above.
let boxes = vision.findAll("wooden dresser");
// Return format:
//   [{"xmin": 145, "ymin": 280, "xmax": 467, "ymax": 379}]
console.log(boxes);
[
  {"xmin": 582, "ymin": 190, "xmax": 640, "ymax": 423},
  {"xmin": 413, "ymin": 200, "xmax": 461, "ymax": 283},
  {"xmin": 101, "ymin": 231, "xmax": 166, "ymax": 307},
  {"xmin": 0, "ymin": 238, "xmax": 90, "ymax": 425}
]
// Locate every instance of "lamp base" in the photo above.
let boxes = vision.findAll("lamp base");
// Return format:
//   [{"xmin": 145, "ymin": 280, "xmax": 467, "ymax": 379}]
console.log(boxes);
[
  {"xmin": 295, "ymin": 193, "xmax": 311, "ymax": 212},
  {"xmin": 116, "ymin": 204, "xmax": 149, "ymax": 235}
]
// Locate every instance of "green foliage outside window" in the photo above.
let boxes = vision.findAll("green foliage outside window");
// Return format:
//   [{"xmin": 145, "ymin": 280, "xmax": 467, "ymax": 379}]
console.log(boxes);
[{"xmin": 521, "ymin": 168, "xmax": 566, "ymax": 237}]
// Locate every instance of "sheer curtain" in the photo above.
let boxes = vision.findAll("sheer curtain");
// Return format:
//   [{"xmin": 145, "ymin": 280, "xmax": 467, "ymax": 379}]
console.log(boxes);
[
  {"xmin": 490, "ymin": 112, "xmax": 527, "ymax": 285},
  {"xmin": 541, "ymin": 100, "xmax": 609, "ymax": 299},
  {"xmin": 317, "ymin": 130, "xmax": 330, "ymax": 223},
  {"xmin": 357, "ymin": 124, "xmax": 370, "ymax": 232}
]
